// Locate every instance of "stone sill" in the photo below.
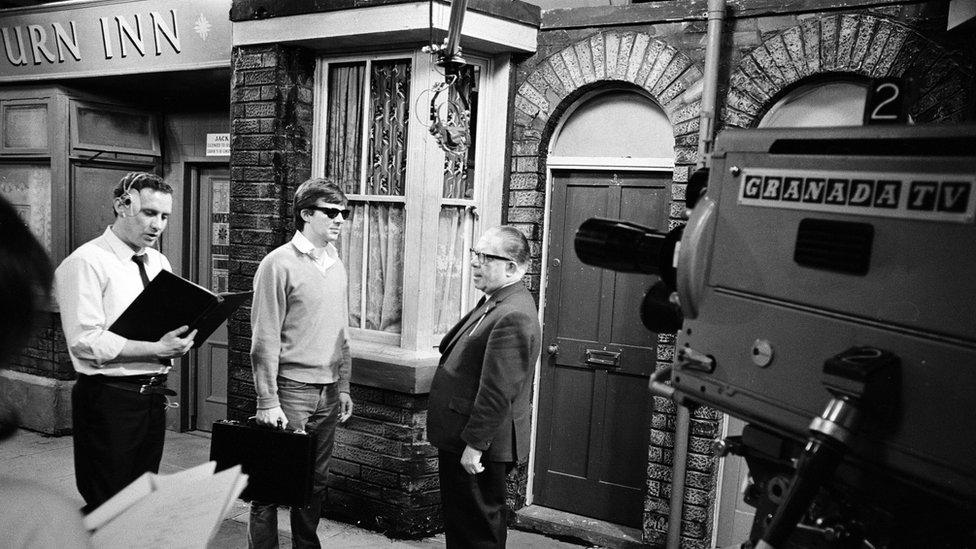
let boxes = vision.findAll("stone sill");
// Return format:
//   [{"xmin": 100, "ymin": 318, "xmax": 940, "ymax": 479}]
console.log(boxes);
[
  {"xmin": 514, "ymin": 505, "xmax": 646, "ymax": 549},
  {"xmin": 349, "ymin": 339, "xmax": 439, "ymax": 395}
]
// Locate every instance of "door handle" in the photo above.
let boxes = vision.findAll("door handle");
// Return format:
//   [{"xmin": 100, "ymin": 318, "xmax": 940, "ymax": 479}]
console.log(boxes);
[
  {"xmin": 547, "ymin": 344, "xmax": 559, "ymax": 355},
  {"xmin": 585, "ymin": 349, "xmax": 620, "ymax": 368}
]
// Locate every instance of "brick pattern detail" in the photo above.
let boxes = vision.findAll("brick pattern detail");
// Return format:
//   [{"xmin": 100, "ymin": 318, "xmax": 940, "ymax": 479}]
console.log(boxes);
[
  {"xmin": 7, "ymin": 313, "xmax": 74, "ymax": 381},
  {"xmin": 512, "ymin": 30, "xmax": 706, "ymax": 546},
  {"xmin": 327, "ymin": 385, "xmax": 441, "ymax": 537},
  {"xmin": 724, "ymin": 13, "xmax": 973, "ymax": 128}
]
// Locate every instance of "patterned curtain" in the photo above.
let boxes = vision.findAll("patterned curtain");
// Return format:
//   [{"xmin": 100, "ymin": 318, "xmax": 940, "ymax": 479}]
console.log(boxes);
[
  {"xmin": 326, "ymin": 63, "xmax": 365, "ymax": 194},
  {"xmin": 443, "ymin": 65, "xmax": 477, "ymax": 200},
  {"xmin": 329, "ymin": 59, "xmax": 410, "ymax": 333},
  {"xmin": 367, "ymin": 60, "xmax": 410, "ymax": 196}
]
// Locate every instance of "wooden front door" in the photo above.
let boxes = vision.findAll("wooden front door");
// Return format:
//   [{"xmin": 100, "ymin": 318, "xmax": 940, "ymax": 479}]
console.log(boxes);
[
  {"xmin": 534, "ymin": 170, "xmax": 671, "ymax": 527},
  {"xmin": 189, "ymin": 165, "xmax": 231, "ymax": 431}
]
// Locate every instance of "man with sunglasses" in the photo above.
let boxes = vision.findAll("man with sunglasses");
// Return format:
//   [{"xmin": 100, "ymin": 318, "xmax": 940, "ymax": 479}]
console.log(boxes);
[
  {"xmin": 427, "ymin": 225, "xmax": 542, "ymax": 548},
  {"xmin": 248, "ymin": 178, "xmax": 354, "ymax": 548}
]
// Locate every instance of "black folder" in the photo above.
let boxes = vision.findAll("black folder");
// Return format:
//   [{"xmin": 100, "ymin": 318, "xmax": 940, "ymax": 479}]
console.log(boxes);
[
  {"xmin": 108, "ymin": 269, "xmax": 251, "ymax": 348},
  {"xmin": 210, "ymin": 420, "xmax": 315, "ymax": 506}
]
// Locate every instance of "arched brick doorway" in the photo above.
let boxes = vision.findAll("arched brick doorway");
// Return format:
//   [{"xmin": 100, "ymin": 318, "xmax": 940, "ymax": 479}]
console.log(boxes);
[{"xmin": 511, "ymin": 30, "xmax": 703, "ymax": 542}]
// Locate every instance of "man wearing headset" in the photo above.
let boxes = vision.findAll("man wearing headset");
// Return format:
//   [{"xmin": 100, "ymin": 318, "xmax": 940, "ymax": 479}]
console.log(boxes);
[{"xmin": 55, "ymin": 172, "xmax": 196, "ymax": 512}]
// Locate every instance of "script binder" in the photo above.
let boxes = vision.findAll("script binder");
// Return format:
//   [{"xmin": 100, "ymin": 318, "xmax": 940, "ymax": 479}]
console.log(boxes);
[
  {"xmin": 109, "ymin": 269, "xmax": 251, "ymax": 348},
  {"xmin": 84, "ymin": 461, "xmax": 248, "ymax": 549}
]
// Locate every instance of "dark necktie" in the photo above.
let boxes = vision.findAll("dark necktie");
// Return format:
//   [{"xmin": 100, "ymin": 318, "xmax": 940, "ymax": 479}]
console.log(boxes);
[
  {"xmin": 133, "ymin": 254, "xmax": 171, "ymax": 367},
  {"xmin": 132, "ymin": 254, "xmax": 150, "ymax": 288}
]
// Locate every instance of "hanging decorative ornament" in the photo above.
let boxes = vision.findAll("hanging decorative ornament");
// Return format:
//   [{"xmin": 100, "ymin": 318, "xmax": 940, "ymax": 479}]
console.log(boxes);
[{"xmin": 429, "ymin": 75, "xmax": 471, "ymax": 158}]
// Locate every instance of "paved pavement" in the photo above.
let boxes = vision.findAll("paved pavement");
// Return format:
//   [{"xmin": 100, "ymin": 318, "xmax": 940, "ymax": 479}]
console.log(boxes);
[{"xmin": 0, "ymin": 428, "xmax": 589, "ymax": 548}]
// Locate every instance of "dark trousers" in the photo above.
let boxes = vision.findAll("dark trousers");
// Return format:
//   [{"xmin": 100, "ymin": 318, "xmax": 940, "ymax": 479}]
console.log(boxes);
[
  {"xmin": 72, "ymin": 375, "xmax": 166, "ymax": 512},
  {"xmin": 248, "ymin": 380, "xmax": 340, "ymax": 549},
  {"xmin": 438, "ymin": 450, "xmax": 514, "ymax": 549}
]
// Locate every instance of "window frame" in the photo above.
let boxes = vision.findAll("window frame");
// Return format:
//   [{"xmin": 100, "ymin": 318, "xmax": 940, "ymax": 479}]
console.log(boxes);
[
  {"xmin": 0, "ymin": 99, "xmax": 51, "ymax": 155},
  {"xmin": 313, "ymin": 48, "xmax": 508, "ymax": 353},
  {"xmin": 69, "ymin": 100, "xmax": 161, "ymax": 157}
]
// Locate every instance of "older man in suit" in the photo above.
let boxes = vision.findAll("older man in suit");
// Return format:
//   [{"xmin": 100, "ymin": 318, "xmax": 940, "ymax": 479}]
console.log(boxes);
[{"xmin": 428, "ymin": 225, "xmax": 542, "ymax": 548}]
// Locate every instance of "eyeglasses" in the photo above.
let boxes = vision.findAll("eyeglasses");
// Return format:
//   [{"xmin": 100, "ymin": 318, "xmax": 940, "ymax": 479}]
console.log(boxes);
[
  {"xmin": 309, "ymin": 206, "xmax": 351, "ymax": 220},
  {"xmin": 469, "ymin": 248, "xmax": 514, "ymax": 264}
]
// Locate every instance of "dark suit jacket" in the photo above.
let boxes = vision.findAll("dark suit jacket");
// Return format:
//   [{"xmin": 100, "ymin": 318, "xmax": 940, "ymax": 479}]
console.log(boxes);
[{"xmin": 427, "ymin": 282, "xmax": 541, "ymax": 463}]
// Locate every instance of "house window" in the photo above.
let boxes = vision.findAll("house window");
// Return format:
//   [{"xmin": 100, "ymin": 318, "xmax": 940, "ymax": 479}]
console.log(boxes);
[
  {"xmin": 325, "ymin": 58, "xmax": 410, "ymax": 335},
  {"xmin": 315, "ymin": 51, "xmax": 505, "ymax": 351},
  {"xmin": 759, "ymin": 79, "xmax": 869, "ymax": 128}
]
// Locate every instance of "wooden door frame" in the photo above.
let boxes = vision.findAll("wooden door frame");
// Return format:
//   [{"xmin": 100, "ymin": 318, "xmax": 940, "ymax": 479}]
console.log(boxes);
[
  {"xmin": 174, "ymin": 158, "xmax": 230, "ymax": 431},
  {"xmin": 527, "ymin": 156, "xmax": 674, "ymax": 506}
]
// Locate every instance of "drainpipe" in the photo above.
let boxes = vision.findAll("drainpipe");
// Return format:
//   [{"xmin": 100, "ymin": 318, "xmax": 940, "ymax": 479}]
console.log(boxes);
[
  {"xmin": 696, "ymin": 0, "xmax": 726, "ymax": 169},
  {"xmin": 666, "ymin": 2, "xmax": 725, "ymax": 548}
]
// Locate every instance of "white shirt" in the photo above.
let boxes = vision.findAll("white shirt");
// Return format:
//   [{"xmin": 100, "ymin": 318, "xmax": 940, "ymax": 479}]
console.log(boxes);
[
  {"xmin": 54, "ymin": 227, "xmax": 172, "ymax": 377},
  {"xmin": 290, "ymin": 231, "xmax": 338, "ymax": 273}
]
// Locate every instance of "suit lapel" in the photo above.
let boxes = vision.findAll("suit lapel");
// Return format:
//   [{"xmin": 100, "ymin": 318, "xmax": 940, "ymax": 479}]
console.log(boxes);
[
  {"xmin": 440, "ymin": 298, "xmax": 494, "ymax": 357},
  {"xmin": 438, "ymin": 283, "xmax": 526, "ymax": 359}
]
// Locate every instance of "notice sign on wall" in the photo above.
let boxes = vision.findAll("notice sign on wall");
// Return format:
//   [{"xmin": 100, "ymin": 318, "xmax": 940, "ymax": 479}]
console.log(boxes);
[{"xmin": 206, "ymin": 133, "xmax": 229, "ymax": 156}]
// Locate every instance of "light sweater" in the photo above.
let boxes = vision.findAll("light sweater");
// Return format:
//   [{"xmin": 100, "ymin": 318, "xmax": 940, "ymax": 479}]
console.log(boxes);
[{"xmin": 250, "ymin": 237, "xmax": 351, "ymax": 409}]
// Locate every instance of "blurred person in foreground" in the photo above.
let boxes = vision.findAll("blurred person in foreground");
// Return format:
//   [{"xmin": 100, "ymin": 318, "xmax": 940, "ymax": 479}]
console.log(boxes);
[{"xmin": 0, "ymin": 196, "xmax": 90, "ymax": 547}]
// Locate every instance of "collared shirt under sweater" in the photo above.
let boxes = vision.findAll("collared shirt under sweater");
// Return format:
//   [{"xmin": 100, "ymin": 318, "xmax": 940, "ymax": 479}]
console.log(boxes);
[{"xmin": 250, "ymin": 232, "xmax": 352, "ymax": 409}]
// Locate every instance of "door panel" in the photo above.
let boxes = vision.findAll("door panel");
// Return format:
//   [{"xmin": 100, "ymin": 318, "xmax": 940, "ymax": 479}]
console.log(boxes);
[
  {"xmin": 547, "ymin": 367, "xmax": 595, "ymax": 477},
  {"xmin": 534, "ymin": 170, "xmax": 670, "ymax": 528},
  {"xmin": 192, "ymin": 166, "xmax": 230, "ymax": 431}
]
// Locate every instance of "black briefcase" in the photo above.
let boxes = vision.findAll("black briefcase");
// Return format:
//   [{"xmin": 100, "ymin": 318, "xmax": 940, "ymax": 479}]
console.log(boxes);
[{"xmin": 210, "ymin": 419, "xmax": 315, "ymax": 506}]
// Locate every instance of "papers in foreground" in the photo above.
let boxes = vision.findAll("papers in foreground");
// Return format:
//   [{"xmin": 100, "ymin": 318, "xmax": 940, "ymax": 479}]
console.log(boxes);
[{"xmin": 83, "ymin": 461, "xmax": 248, "ymax": 549}]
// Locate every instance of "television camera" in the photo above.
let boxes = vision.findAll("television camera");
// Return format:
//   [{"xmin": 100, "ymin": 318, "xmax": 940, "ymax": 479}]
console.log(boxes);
[{"xmin": 575, "ymin": 124, "xmax": 976, "ymax": 548}]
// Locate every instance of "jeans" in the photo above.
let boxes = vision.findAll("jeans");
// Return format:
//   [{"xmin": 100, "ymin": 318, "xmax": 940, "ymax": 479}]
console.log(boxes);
[{"xmin": 248, "ymin": 379, "xmax": 340, "ymax": 549}]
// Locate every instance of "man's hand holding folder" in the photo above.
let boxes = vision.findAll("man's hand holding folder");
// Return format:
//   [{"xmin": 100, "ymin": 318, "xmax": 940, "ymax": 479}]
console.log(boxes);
[{"xmin": 109, "ymin": 270, "xmax": 251, "ymax": 349}]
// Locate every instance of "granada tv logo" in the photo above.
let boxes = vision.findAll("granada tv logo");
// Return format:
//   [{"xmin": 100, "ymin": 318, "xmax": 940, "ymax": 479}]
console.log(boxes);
[{"xmin": 738, "ymin": 169, "xmax": 975, "ymax": 223}]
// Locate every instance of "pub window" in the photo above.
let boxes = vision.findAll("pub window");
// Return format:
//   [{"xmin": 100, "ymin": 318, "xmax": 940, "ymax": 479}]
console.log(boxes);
[
  {"xmin": 0, "ymin": 162, "xmax": 52, "ymax": 250},
  {"xmin": 70, "ymin": 101, "xmax": 160, "ymax": 156},
  {"xmin": 315, "ymin": 50, "xmax": 501, "ymax": 350},
  {"xmin": 2, "ymin": 101, "xmax": 48, "ymax": 153}
]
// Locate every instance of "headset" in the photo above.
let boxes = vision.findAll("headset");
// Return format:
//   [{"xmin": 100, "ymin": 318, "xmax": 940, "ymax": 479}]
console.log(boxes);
[{"xmin": 114, "ymin": 172, "xmax": 142, "ymax": 218}]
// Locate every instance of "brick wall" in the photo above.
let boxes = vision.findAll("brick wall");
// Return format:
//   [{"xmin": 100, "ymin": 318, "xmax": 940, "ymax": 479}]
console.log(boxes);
[
  {"xmin": 327, "ymin": 385, "xmax": 440, "ymax": 537},
  {"xmin": 723, "ymin": 9, "xmax": 974, "ymax": 128},
  {"xmin": 8, "ymin": 313, "xmax": 73, "ymax": 381}
]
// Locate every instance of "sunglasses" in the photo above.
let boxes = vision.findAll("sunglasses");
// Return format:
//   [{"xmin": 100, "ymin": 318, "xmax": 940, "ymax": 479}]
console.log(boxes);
[
  {"xmin": 469, "ymin": 248, "xmax": 514, "ymax": 264},
  {"xmin": 309, "ymin": 206, "xmax": 351, "ymax": 220}
]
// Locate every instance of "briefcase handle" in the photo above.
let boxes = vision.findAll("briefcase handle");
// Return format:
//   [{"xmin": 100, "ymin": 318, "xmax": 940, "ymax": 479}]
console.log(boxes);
[{"xmin": 214, "ymin": 418, "xmax": 307, "ymax": 435}]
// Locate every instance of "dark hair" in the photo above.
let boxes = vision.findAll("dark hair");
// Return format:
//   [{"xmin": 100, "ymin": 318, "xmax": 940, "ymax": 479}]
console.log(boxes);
[
  {"xmin": 112, "ymin": 172, "xmax": 172, "ymax": 217},
  {"xmin": 492, "ymin": 225, "xmax": 531, "ymax": 268},
  {"xmin": 294, "ymin": 178, "xmax": 348, "ymax": 230},
  {"xmin": 0, "ymin": 196, "xmax": 53, "ymax": 440}
]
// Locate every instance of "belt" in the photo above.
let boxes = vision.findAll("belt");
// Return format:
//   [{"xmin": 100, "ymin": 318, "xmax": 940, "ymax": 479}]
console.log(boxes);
[{"xmin": 83, "ymin": 374, "xmax": 176, "ymax": 396}]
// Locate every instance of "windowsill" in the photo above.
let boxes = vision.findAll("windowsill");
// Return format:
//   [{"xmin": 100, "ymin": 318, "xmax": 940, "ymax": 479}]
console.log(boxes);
[{"xmin": 349, "ymin": 339, "xmax": 440, "ymax": 394}]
